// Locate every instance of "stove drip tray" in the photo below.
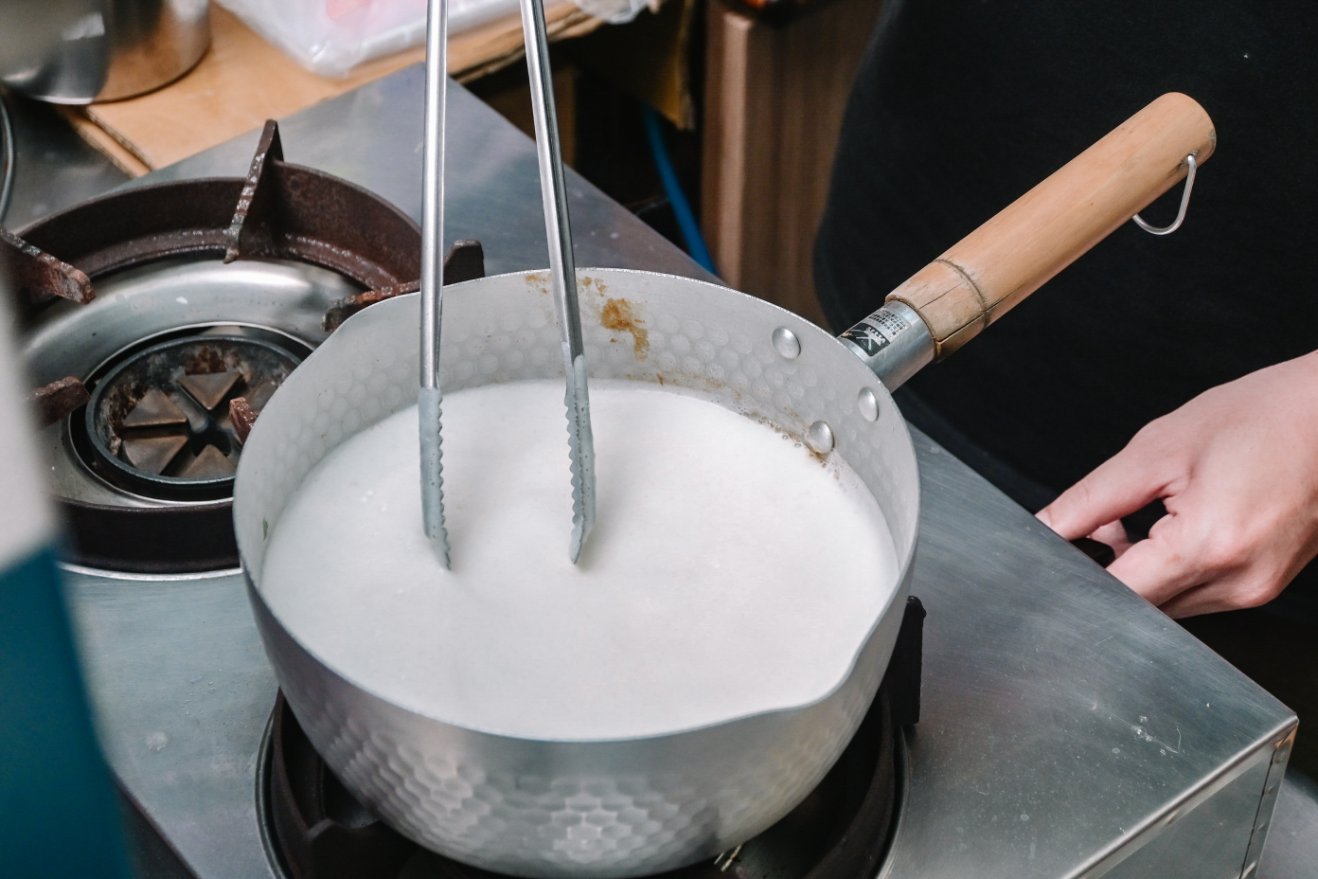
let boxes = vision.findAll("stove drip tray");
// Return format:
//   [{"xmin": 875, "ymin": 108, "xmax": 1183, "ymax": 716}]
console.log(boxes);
[{"xmin": 256, "ymin": 599, "xmax": 923, "ymax": 879}]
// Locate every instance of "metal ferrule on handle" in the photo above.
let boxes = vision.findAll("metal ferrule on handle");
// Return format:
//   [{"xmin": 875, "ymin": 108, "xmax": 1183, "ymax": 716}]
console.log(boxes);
[{"xmin": 839, "ymin": 301, "xmax": 934, "ymax": 391}]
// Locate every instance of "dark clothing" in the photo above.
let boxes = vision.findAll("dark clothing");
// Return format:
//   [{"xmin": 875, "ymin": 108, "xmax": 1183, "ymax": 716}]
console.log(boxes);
[
  {"xmin": 816, "ymin": 0, "xmax": 1318, "ymax": 503},
  {"xmin": 813, "ymin": 2, "xmax": 1318, "ymax": 815},
  {"xmin": 815, "ymin": 0, "xmax": 1318, "ymax": 620}
]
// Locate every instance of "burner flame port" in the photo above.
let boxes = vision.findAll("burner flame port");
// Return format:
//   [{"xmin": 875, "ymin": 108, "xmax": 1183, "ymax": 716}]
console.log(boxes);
[{"xmin": 80, "ymin": 335, "xmax": 301, "ymax": 502}]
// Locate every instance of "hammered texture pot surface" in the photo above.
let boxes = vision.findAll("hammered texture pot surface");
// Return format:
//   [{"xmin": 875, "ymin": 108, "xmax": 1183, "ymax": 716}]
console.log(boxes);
[{"xmin": 234, "ymin": 269, "xmax": 919, "ymax": 877}]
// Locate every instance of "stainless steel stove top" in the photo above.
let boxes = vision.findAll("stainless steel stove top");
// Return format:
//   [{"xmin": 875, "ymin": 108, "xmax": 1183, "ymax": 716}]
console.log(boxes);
[{"xmin": 51, "ymin": 69, "xmax": 1297, "ymax": 878}]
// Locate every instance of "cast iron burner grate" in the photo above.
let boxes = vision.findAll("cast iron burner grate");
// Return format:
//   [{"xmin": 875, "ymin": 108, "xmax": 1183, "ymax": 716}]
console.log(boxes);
[
  {"xmin": 2, "ymin": 119, "xmax": 486, "ymax": 572},
  {"xmin": 256, "ymin": 603, "xmax": 924, "ymax": 879}
]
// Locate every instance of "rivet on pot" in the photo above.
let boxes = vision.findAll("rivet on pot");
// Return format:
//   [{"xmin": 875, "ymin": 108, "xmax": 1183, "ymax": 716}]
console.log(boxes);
[
  {"xmin": 857, "ymin": 388, "xmax": 880, "ymax": 422},
  {"xmin": 772, "ymin": 327, "xmax": 801, "ymax": 360},
  {"xmin": 806, "ymin": 421, "xmax": 834, "ymax": 455}
]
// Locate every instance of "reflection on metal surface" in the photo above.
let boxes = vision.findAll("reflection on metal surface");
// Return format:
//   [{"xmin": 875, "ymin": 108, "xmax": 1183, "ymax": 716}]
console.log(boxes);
[
  {"xmin": 0, "ymin": 0, "xmax": 210, "ymax": 104},
  {"xmin": 1242, "ymin": 730, "xmax": 1298, "ymax": 875},
  {"xmin": 858, "ymin": 387, "xmax": 881, "ymax": 422},
  {"xmin": 0, "ymin": 91, "xmax": 14, "ymax": 223},
  {"xmin": 0, "ymin": 91, "xmax": 127, "ymax": 227},
  {"xmin": 805, "ymin": 420, "xmax": 835, "ymax": 455},
  {"xmin": 772, "ymin": 326, "xmax": 802, "ymax": 360}
]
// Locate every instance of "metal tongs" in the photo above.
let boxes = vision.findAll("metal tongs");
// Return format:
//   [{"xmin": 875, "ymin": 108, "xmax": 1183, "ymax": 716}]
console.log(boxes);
[{"xmin": 419, "ymin": 0, "xmax": 597, "ymax": 568}]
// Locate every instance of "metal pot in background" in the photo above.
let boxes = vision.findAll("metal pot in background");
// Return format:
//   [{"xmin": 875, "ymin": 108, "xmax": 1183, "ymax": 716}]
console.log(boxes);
[{"xmin": 0, "ymin": 0, "xmax": 210, "ymax": 104}]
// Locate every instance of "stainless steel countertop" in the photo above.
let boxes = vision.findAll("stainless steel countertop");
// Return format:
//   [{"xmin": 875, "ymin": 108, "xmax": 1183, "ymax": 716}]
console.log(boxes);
[
  {"xmin": 0, "ymin": 89, "xmax": 129, "ymax": 227},
  {"xmin": 44, "ymin": 66, "xmax": 1299, "ymax": 878},
  {"xmin": 146, "ymin": 70, "xmax": 708, "ymax": 283}
]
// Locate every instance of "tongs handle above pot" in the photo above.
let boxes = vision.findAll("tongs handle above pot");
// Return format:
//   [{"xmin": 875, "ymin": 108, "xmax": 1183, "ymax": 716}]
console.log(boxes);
[{"xmin": 842, "ymin": 92, "xmax": 1216, "ymax": 389}]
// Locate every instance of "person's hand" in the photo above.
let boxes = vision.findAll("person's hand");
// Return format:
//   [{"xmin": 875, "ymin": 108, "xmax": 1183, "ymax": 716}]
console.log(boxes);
[{"xmin": 1037, "ymin": 351, "xmax": 1318, "ymax": 618}]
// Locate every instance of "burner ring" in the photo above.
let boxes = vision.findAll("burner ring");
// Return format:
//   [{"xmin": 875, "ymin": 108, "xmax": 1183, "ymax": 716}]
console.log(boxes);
[
  {"xmin": 81, "ymin": 335, "xmax": 301, "ymax": 502},
  {"xmin": 1, "ymin": 120, "xmax": 486, "ymax": 573}
]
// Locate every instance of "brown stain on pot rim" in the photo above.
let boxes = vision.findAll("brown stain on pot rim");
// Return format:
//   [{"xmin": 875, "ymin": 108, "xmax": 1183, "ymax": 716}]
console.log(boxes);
[{"xmin": 600, "ymin": 297, "xmax": 649, "ymax": 360}]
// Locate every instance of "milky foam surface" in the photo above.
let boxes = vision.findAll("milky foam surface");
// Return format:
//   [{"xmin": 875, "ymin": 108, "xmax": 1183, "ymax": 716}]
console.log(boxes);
[{"xmin": 261, "ymin": 379, "xmax": 899, "ymax": 739}]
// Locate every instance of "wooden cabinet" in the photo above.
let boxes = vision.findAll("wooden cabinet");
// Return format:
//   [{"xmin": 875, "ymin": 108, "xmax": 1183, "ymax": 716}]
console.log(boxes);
[{"xmin": 702, "ymin": 0, "xmax": 883, "ymax": 326}]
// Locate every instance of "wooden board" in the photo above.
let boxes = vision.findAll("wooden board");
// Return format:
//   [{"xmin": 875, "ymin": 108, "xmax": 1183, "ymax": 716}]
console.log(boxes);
[
  {"xmin": 700, "ymin": 0, "xmax": 884, "ymax": 326},
  {"xmin": 66, "ymin": 3, "xmax": 601, "ymax": 175}
]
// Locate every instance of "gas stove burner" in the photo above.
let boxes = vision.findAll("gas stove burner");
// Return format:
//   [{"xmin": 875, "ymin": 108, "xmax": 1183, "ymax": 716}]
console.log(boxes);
[
  {"xmin": 79, "ymin": 333, "xmax": 303, "ymax": 501},
  {"xmin": 0, "ymin": 121, "xmax": 497, "ymax": 573},
  {"xmin": 257, "ymin": 690, "xmax": 901, "ymax": 879},
  {"xmin": 255, "ymin": 602, "xmax": 924, "ymax": 879}
]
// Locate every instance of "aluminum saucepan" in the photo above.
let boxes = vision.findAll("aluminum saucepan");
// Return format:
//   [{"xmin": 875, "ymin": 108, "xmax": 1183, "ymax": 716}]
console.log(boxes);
[{"xmin": 234, "ymin": 94, "xmax": 1214, "ymax": 878}]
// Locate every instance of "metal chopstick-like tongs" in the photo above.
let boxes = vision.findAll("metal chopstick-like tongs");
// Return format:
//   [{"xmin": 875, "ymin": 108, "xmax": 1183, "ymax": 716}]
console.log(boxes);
[
  {"xmin": 518, "ymin": 0, "xmax": 598, "ymax": 563},
  {"xmin": 418, "ymin": 0, "xmax": 451, "ymax": 567},
  {"xmin": 418, "ymin": 0, "xmax": 597, "ymax": 567}
]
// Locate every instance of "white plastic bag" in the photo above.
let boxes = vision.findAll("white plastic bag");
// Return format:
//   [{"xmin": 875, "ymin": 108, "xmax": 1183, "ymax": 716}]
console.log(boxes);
[
  {"xmin": 571, "ymin": 0, "xmax": 655, "ymax": 25},
  {"xmin": 218, "ymin": 0, "xmax": 654, "ymax": 78}
]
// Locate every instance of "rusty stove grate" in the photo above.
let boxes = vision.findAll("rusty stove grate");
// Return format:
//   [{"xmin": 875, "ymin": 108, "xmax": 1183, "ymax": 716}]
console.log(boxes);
[{"xmin": 0, "ymin": 120, "xmax": 485, "ymax": 572}]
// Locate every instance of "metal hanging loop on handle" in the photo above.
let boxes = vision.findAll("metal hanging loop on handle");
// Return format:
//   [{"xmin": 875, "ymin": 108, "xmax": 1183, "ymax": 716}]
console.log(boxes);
[{"xmin": 1132, "ymin": 153, "xmax": 1197, "ymax": 236}]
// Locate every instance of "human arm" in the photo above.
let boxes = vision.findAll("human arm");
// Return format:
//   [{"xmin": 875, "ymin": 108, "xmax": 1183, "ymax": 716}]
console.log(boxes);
[{"xmin": 1037, "ymin": 350, "xmax": 1318, "ymax": 618}]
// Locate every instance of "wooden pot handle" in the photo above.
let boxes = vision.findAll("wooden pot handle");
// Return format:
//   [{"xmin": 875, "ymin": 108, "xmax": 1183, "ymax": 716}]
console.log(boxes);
[{"xmin": 887, "ymin": 93, "xmax": 1215, "ymax": 358}]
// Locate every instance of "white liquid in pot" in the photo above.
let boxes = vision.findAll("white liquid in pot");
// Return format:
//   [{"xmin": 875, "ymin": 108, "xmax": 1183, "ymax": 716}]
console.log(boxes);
[{"xmin": 261, "ymin": 379, "xmax": 900, "ymax": 739}]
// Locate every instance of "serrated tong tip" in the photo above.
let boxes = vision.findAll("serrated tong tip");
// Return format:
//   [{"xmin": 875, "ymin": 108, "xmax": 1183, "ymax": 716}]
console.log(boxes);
[
  {"xmin": 565, "ymin": 354, "xmax": 597, "ymax": 563},
  {"xmin": 419, "ymin": 387, "xmax": 451, "ymax": 568}
]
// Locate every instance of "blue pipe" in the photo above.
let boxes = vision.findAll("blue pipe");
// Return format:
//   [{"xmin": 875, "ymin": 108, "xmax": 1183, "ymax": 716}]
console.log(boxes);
[{"xmin": 641, "ymin": 105, "xmax": 717, "ymax": 276}]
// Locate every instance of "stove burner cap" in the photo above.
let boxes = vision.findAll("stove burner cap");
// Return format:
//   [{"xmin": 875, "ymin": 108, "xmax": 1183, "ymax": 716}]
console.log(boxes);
[{"xmin": 82, "ymin": 335, "xmax": 300, "ymax": 501}]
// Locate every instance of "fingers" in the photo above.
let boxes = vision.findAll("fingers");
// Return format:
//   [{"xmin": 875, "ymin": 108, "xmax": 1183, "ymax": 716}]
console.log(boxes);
[
  {"xmin": 1089, "ymin": 520, "xmax": 1133, "ymax": 557},
  {"xmin": 1103, "ymin": 524, "xmax": 1201, "ymax": 608},
  {"xmin": 1158, "ymin": 585, "xmax": 1219, "ymax": 619},
  {"xmin": 1037, "ymin": 443, "xmax": 1170, "ymax": 541},
  {"xmin": 1096, "ymin": 514, "xmax": 1284, "ymax": 616}
]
